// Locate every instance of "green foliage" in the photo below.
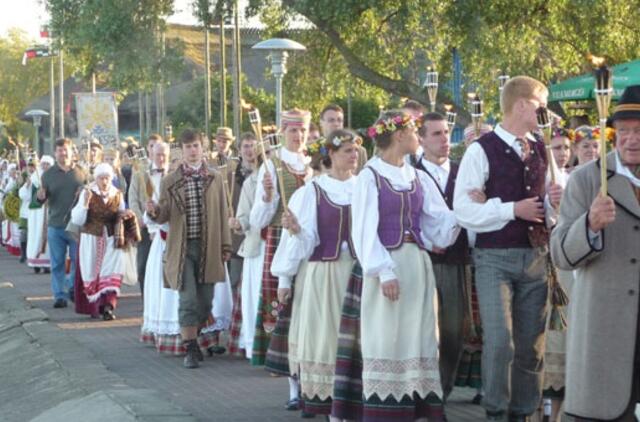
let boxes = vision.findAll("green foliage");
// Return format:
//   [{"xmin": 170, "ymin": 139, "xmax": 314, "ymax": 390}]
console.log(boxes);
[
  {"xmin": 170, "ymin": 73, "xmax": 276, "ymax": 135},
  {"xmin": 0, "ymin": 29, "xmax": 51, "ymax": 143},
  {"xmin": 243, "ymin": 0, "xmax": 640, "ymax": 118},
  {"xmin": 46, "ymin": 0, "xmax": 184, "ymax": 95}
]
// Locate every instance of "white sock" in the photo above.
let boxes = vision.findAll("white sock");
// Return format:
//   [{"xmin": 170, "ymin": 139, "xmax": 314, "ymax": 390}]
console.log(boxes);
[
  {"xmin": 288, "ymin": 377, "xmax": 300, "ymax": 401},
  {"xmin": 543, "ymin": 398, "xmax": 552, "ymax": 416}
]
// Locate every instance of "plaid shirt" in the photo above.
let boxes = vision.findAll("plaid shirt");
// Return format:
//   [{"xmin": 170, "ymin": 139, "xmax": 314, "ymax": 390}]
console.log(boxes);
[{"xmin": 182, "ymin": 163, "xmax": 207, "ymax": 239}]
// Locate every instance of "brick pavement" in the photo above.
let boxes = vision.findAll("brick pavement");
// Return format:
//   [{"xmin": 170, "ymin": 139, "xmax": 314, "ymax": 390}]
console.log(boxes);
[{"xmin": 1, "ymin": 248, "xmax": 485, "ymax": 421}]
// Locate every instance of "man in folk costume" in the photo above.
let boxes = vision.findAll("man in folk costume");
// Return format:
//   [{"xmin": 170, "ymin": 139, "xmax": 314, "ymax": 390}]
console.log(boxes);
[
  {"xmin": 413, "ymin": 112, "xmax": 469, "ymax": 401},
  {"xmin": 129, "ymin": 134, "xmax": 165, "ymax": 296},
  {"xmin": 38, "ymin": 138, "xmax": 87, "ymax": 309},
  {"xmin": 26, "ymin": 155, "xmax": 54, "ymax": 273},
  {"xmin": 453, "ymin": 76, "xmax": 563, "ymax": 421},
  {"xmin": 550, "ymin": 85, "xmax": 640, "ymax": 422},
  {"xmin": 250, "ymin": 108, "xmax": 313, "ymax": 409},
  {"xmin": 320, "ymin": 104, "xmax": 369, "ymax": 172},
  {"xmin": 146, "ymin": 129, "xmax": 232, "ymax": 369}
]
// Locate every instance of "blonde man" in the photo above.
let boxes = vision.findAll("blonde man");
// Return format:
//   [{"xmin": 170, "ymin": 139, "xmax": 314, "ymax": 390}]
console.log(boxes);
[{"xmin": 454, "ymin": 76, "xmax": 563, "ymax": 421}]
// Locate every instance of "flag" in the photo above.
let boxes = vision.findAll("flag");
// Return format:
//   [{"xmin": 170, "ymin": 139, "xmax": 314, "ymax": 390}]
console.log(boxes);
[{"xmin": 21, "ymin": 46, "xmax": 56, "ymax": 66}]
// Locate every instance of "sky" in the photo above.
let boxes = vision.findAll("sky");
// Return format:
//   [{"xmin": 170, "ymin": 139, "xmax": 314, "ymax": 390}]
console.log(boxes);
[{"xmin": 0, "ymin": 0, "xmax": 252, "ymax": 41}]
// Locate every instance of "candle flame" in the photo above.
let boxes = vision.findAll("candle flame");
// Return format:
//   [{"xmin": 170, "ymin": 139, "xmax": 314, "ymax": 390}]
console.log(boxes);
[
  {"xmin": 240, "ymin": 99, "xmax": 253, "ymax": 111},
  {"xmin": 444, "ymin": 104, "xmax": 452, "ymax": 112},
  {"xmin": 467, "ymin": 92, "xmax": 476, "ymax": 100}
]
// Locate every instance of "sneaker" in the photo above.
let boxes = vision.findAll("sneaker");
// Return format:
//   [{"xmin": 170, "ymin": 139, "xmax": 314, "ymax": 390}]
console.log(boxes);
[
  {"xmin": 183, "ymin": 340, "xmax": 200, "ymax": 369},
  {"xmin": 53, "ymin": 299, "xmax": 67, "ymax": 309},
  {"xmin": 285, "ymin": 398, "xmax": 299, "ymax": 411}
]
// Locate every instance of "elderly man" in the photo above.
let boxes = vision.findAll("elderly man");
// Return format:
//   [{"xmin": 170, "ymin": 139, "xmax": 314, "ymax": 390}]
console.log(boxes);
[
  {"xmin": 550, "ymin": 85, "xmax": 640, "ymax": 421},
  {"xmin": 129, "ymin": 140, "xmax": 169, "ymax": 296}
]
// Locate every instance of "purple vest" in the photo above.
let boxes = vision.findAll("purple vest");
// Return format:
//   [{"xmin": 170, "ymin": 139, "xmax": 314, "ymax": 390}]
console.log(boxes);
[
  {"xmin": 475, "ymin": 132, "xmax": 549, "ymax": 249},
  {"xmin": 416, "ymin": 160, "xmax": 470, "ymax": 265},
  {"xmin": 308, "ymin": 182, "xmax": 356, "ymax": 262},
  {"xmin": 368, "ymin": 167, "xmax": 427, "ymax": 251}
]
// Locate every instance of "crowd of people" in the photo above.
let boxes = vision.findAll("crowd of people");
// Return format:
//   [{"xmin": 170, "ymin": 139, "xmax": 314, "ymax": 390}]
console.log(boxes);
[{"xmin": 0, "ymin": 77, "xmax": 639, "ymax": 422}]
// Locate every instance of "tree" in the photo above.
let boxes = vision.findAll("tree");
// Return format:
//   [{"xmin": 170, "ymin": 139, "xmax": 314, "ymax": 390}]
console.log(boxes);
[
  {"xmin": 46, "ymin": 0, "xmax": 184, "ymax": 96},
  {"xmin": 0, "ymin": 29, "xmax": 51, "ymax": 142},
  {"xmin": 243, "ymin": 0, "xmax": 640, "ymax": 118}
]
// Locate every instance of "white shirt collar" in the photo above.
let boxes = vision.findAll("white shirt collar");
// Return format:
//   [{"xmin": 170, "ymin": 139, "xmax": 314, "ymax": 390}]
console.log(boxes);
[
  {"xmin": 279, "ymin": 147, "xmax": 311, "ymax": 169},
  {"xmin": 420, "ymin": 157, "xmax": 450, "ymax": 174},
  {"xmin": 494, "ymin": 123, "xmax": 536, "ymax": 148},
  {"xmin": 615, "ymin": 152, "xmax": 640, "ymax": 187}
]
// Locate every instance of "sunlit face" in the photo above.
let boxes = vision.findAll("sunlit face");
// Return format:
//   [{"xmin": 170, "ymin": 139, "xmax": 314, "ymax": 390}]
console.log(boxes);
[
  {"xmin": 307, "ymin": 130, "xmax": 321, "ymax": 144},
  {"xmin": 320, "ymin": 110, "xmax": 344, "ymax": 136},
  {"xmin": 147, "ymin": 140, "xmax": 157, "ymax": 157},
  {"xmin": 419, "ymin": 119, "xmax": 450, "ymax": 160},
  {"xmin": 395, "ymin": 125, "xmax": 420, "ymax": 155},
  {"xmin": 55, "ymin": 144, "xmax": 73, "ymax": 167},
  {"xmin": 240, "ymin": 139, "xmax": 257, "ymax": 163},
  {"xmin": 27, "ymin": 165, "xmax": 36, "ymax": 175},
  {"xmin": 573, "ymin": 138, "xmax": 600, "ymax": 165},
  {"xmin": 215, "ymin": 137, "xmax": 232, "ymax": 155},
  {"xmin": 95, "ymin": 174, "xmax": 111, "ymax": 191},
  {"xmin": 614, "ymin": 118, "xmax": 640, "ymax": 165},
  {"xmin": 182, "ymin": 140, "xmax": 203, "ymax": 165},
  {"xmin": 90, "ymin": 146, "xmax": 102, "ymax": 163},
  {"xmin": 518, "ymin": 91, "xmax": 548, "ymax": 132},
  {"xmin": 104, "ymin": 154, "xmax": 119, "ymax": 169},
  {"xmin": 152, "ymin": 145, "xmax": 169, "ymax": 169},
  {"xmin": 329, "ymin": 142, "xmax": 358, "ymax": 173},
  {"xmin": 550, "ymin": 136, "xmax": 572, "ymax": 168},
  {"xmin": 283, "ymin": 125, "xmax": 307, "ymax": 153}
]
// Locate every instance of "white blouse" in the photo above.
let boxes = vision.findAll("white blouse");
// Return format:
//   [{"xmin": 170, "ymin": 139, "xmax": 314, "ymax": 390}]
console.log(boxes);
[
  {"xmin": 271, "ymin": 174, "xmax": 356, "ymax": 289},
  {"xmin": 71, "ymin": 184, "xmax": 124, "ymax": 227},
  {"xmin": 250, "ymin": 148, "xmax": 312, "ymax": 230},
  {"xmin": 352, "ymin": 156, "xmax": 460, "ymax": 283}
]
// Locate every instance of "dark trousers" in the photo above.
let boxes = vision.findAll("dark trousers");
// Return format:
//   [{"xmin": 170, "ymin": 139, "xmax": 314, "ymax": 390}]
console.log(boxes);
[
  {"xmin": 136, "ymin": 227, "xmax": 151, "ymax": 297},
  {"xmin": 432, "ymin": 262, "xmax": 466, "ymax": 399}
]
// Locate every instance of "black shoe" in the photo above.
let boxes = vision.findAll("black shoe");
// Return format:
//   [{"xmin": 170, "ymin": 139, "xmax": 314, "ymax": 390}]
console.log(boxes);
[
  {"xmin": 53, "ymin": 299, "xmax": 67, "ymax": 308},
  {"xmin": 34, "ymin": 267, "xmax": 41, "ymax": 274},
  {"xmin": 472, "ymin": 393, "xmax": 484, "ymax": 405},
  {"xmin": 102, "ymin": 305, "xmax": 115, "ymax": 321},
  {"xmin": 508, "ymin": 414, "xmax": 529, "ymax": 422},
  {"xmin": 285, "ymin": 398, "xmax": 299, "ymax": 411},
  {"xmin": 207, "ymin": 345, "xmax": 226, "ymax": 356},
  {"xmin": 68, "ymin": 288, "xmax": 75, "ymax": 303},
  {"xmin": 44, "ymin": 268, "xmax": 50, "ymax": 274},
  {"xmin": 183, "ymin": 340, "xmax": 200, "ymax": 369},
  {"xmin": 486, "ymin": 411, "xmax": 505, "ymax": 421}
]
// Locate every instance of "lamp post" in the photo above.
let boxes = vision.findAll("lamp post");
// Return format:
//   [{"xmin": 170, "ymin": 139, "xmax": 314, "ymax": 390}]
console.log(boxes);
[
  {"xmin": 252, "ymin": 38, "xmax": 306, "ymax": 128},
  {"xmin": 25, "ymin": 109, "xmax": 49, "ymax": 155}
]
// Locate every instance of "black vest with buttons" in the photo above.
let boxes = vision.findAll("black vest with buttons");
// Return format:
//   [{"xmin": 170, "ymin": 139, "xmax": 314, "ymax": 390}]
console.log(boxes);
[{"xmin": 475, "ymin": 131, "xmax": 549, "ymax": 248}]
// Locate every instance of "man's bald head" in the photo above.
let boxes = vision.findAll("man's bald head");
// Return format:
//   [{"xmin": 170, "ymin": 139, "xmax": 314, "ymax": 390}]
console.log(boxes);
[{"xmin": 152, "ymin": 141, "xmax": 170, "ymax": 170}]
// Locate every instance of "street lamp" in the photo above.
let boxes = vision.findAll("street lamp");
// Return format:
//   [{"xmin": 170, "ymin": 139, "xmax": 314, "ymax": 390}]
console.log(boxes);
[
  {"xmin": 252, "ymin": 38, "xmax": 306, "ymax": 128},
  {"xmin": 25, "ymin": 109, "xmax": 49, "ymax": 155}
]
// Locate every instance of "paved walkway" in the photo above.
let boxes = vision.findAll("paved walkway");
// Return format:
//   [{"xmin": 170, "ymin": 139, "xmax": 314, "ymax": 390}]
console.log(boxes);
[{"xmin": 1, "ymin": 247, "xmax": 485, "ymax": 421}]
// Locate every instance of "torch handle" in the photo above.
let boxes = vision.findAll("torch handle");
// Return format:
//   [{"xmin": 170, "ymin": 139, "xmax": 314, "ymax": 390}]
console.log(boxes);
[
  {"xmin": 543, "ymin": 129, "xmax": 557, "ymax": 186},
  {"xmin": 274, "ymin": 164, "xmax": 292, "ymax": 235},
  {"xmin": 223, "ymin": 176, "xmax": 234, "ymax": 218},
  {"xmin": 599, "ymin": 118, "xmax": 608, "ymax": 196}
]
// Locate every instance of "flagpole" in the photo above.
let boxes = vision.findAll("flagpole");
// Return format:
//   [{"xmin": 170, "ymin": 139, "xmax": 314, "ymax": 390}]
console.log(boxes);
[
  {"xmin": 49, "ymin": 54, "xmax": 55, "ymax": 154},
  {"xmin": 59, "ymin": 46, "xmax": 64, "ymax": 138}
]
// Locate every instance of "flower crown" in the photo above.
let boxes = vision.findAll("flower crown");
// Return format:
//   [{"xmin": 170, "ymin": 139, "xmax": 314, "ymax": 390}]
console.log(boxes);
[
  {"xmin": 306, "ymin": 137, "xmax": 326, "ymax": 156},
  {"xmin": 307, "ymin": 134, "xmax": 361, "ymax": 158},
  {"xmin": 551, "ymin": 127, "xmax": 575, "ymax": 141},
  {"xmin": 367, "ymin": 114, "xmax": 415, "ymax": 139},
  {"xmin": 574, "ymin": 126, "xmax": 615, "ymax": 143}
]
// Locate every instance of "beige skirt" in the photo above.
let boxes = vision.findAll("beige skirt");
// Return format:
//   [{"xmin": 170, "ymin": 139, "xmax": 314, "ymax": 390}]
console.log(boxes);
[
  {"xmin": 290, "ymin": 251, "xmax": 355, "ymax": 400},
  {"xmin": 361, "ymin": 243, "xmax": 442, "ymax": 401},
  {"xmin": 543, "ymin": 268, "xmax": 575, "ymax": 391}
]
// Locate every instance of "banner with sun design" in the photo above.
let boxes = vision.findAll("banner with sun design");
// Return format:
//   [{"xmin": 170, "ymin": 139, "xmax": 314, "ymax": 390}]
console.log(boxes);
[{"xmin": 75, "ymin": 92, "xmax": 119, "ymax": 145}]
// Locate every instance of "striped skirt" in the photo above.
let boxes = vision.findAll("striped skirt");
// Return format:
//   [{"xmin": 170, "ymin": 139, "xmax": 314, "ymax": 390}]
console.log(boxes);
[
  {"xmin": 264, "ymin": 285, "xmax": 295, "ymax": 376},
  {"xmin": 455, "ymin": 265, "xmax": 483, "ymax": 389},
  {"xmin": 251, "ymin": 226, "xmax": 282, "ymax": 366}
]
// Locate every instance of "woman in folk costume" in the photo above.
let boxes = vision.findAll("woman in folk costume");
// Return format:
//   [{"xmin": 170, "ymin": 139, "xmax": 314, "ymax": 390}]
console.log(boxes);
[
  {"xmin": 71, "ymin": 163, "xmax": 140, "ymax": 320},
  {"xmin": 18, "ymin": 161, "xmax": 35, "ymax": 263},
  {"xmin": 249, "ymin": 109, "xmax": 313, "ymax": 405},
  {"xmin": 351, "ymin": 110, "xmax": 460, "ymax": 421},
  {"xmin": 571, "ymin": 125, "xmax": 601, "ymax": 167},
  {"xmin": 2, "ymin": 163, "xmax": 21, "ymax": 256},
  {"xmin": 270, "ymin": 131, "xmax": 360, "ymax": 418},
  {"xmin": 25, "ymin": 155, "xmax": 54, "ymax": 272},
  {"xmin": 138, "ymin": 142, "xmax": 185, "ymax": 354}
]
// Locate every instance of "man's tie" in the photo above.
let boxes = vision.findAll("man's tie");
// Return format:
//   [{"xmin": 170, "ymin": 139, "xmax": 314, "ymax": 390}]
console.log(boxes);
[
  {"xmin": 515, "ymin": 138, "xmax": 531, "ymax": 161},
  {"xmin": 151, "ymin": 168, "xmax": 164, "ymax": 175}
]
